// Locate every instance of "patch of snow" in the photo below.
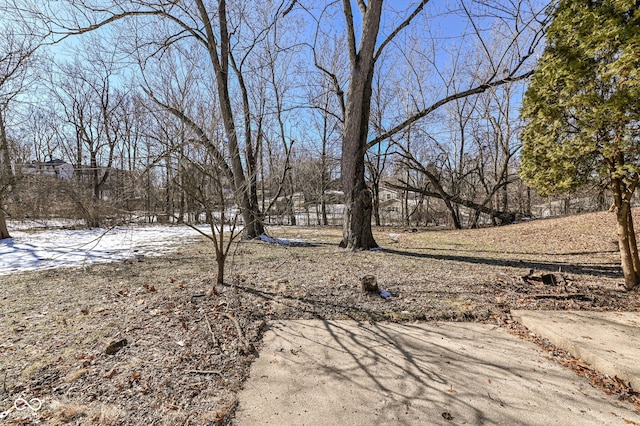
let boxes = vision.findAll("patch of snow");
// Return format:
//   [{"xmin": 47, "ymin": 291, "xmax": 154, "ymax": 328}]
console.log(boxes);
[
  {"xmin": 0, "ymin": 224, "xmax": 217, "ymax": 276},
  {"xmin": 259, "ymin": 233, "xmax": 308, "ymax": 246}
]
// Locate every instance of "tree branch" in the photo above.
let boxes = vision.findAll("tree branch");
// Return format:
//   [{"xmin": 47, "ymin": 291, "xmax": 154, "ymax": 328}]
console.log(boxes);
[
  {"xmin": 356, "ymin": 0, "xmax": 367, "ymax": 15},
  {"xmin": 143, "ymin": 88, "xmax": 235, "ymax": 186},
  {"xmin": 342, "ymin": 0, "xmax": 358, "ymax": 66},
  {"xmin": 387, "ymin": 179, "xmax": 515, "ymax": 223},
  {"xmin": 366, "ymin": 70, "xmax": 533, "ymax": 150},
  {"xmin": 50, "ymin": 9, "xmax": 208, "ymax": 48},
  {"xmin": 282, "ymin": 0, "xmax": 298, "ymax": 17},
  {"xmin": 374, "ymin": 0, "xmax": 429, "ymax": 62}
]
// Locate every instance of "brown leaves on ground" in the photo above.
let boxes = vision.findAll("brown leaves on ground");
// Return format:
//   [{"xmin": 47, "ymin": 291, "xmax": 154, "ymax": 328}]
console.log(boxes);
[
  {"xmin": 508, "ymin": 322, "xmax": 640, "ymax": 412},
  {"xmin": 1, "ymin": 210, "xmax": 640, "ymax": 424}
]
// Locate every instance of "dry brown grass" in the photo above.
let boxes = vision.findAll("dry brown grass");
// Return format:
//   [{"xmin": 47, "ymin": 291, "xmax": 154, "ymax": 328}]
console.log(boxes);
[{"xmin": 2, "ymin": 209, "xmax": 640, "ymax": 424}]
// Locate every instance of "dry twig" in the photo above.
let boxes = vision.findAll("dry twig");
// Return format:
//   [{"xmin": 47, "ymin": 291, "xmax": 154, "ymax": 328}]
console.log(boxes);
[
  {"xmin": 223, "ymin": 312, "xmax": 255, "ymax": 354},
  {"xmin": 203, "ymin": 312, "xmax": 219, "ymax": 348}
]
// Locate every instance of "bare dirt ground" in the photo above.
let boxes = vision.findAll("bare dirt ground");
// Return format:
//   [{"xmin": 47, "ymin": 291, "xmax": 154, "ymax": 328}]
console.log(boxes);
[{"xmin": 2, "ymin": 210, "xmax": 640, "ymax": 425}]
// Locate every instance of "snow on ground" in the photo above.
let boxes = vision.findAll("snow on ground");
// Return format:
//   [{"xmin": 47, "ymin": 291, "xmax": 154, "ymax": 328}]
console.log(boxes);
[{"xmin": 0, "ymin": 223, "xmax": 214, "ymax": 276}]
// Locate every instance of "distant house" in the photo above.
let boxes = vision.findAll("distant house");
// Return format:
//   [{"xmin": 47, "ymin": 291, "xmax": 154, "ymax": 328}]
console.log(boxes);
[
  {"xmin": 379, "ymin": 186, "xmax": 401, "ymax": 203},
  {"xmin": 21, "ymin": 159, "xmax": 74, "ymax": 180}
]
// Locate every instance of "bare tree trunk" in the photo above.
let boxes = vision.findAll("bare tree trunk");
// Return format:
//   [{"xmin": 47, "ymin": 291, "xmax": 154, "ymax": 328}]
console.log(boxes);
[
  {"xmin": 404, "ymin": 169, "xmax": 411, "ymax": 226},
  {"xmin": 612, "ymin": 178, "xmax": 640, "ymax": 290},
  {"xmin": 216, "ymin": 250, "xmax": 226, "ymax": 284},
  {"xmin": 0, "ymin": 210, "xmax": 9, "ymax": 240},
  {"xmin": 321, "ymin": 199, "xmax": 328, "ymax": 226},
  {"xmin": 287, "ymin": 166, "xmax": 296, "ymax": 226},
  {"xmin": 626, "ymin": 206, "xmax": 640, "ymax": 281},
  {"xmin": 0, "ymin": 109, "xmax": 13, "ymax": 239},
  {"xmin": 339, "ymin": 0, "xmax": 382, "ymax": 249},
  {"xmin": 0, "ymin": 108, "xmax": 13, "ymax": 181},
  {"xmin": 372, "ymin": 179, "xmax": 381, "ymax": 226},
  {"xmin": 320, "ymin": 98, "xmax": 330, "ymax": 227},
  {"xmin": 615, "ymin": 204, "xmax": 639, "ymax": 290}
]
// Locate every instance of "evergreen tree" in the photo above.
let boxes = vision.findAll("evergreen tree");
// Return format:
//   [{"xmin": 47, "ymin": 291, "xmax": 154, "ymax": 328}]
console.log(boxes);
[{"xmin": 520, "ymin": 0, "xmax": 640, "ymax": 289}]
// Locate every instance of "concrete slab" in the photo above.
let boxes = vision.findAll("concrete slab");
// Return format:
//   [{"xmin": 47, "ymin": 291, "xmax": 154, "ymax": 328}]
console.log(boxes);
[
  {"xmin": 512, "ymin": 310, "xmax": 640, "ymax": 389},
  {"xmin": 234, "ymin": 320, "xmax": 640, "ymax": 425}
]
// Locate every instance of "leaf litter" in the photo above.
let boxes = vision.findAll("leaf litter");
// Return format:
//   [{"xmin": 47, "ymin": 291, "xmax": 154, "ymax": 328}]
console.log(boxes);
[{"xmin": 2, "ymin": 210, "xmax": 640, "ymax": 424}]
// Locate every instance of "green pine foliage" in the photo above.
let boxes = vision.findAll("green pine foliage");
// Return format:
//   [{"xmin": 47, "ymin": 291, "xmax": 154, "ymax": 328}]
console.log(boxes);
[{"xmin": 520, "ymin": 0, "xmax": 640, "ymax": 196}]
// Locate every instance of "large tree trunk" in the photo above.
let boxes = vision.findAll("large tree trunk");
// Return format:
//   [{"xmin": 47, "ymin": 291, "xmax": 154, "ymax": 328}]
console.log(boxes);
[
  {"xmin": 341, "ymin": 184, "xmax": 377, "ymax": 249},
  {"xmin": 612, "ymin": 179, "xmax": 640, "ymax": 290},
  {"xmin": 237, "ymin": 194, "xmax": 263, "ymax": 238},
  {"xmin": 627, "ymin": 207, "xmax": 640, "ymax": 280},
  {"xmin": 0, "ymin": 209, "xmax": 10, "ymax": 240},
  {"xmin": 339, "ymin": 0, "xmax": 382, "ymax": 250},
  {"xmin": 340, "ymin": 96, "xmax": 378, "ymax": 248},
  {"xmin": 615, "ymin": 204, "xmax": 639, "ymax": 290}
]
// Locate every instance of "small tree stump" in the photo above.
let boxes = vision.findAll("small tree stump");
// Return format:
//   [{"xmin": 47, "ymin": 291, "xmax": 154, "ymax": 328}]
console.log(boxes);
[{"xmin": 361, "ymin": 275, "xmax": 379, "ymax": 292}]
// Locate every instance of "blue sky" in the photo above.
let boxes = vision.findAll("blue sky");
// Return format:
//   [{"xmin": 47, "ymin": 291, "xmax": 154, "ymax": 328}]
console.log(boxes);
[{"xmin": 3, "ymin": 0, "xmax": 547, "ymax": 166}]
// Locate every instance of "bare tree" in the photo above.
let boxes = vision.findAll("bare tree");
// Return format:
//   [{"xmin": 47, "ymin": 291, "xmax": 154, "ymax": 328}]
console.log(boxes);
[
  {"xmin": 470, "ymin": 84, "xmax": 523, "ymax": 226},
  {"xmin": 303, "ymin": 26, "xmax": 344, "ymax": 226},
  {"xmin": 306, "ymin": 0, "xmax": 549, "ymax": 248},
  {"xmin": 308, "ymin": 92, "xmax": 341, "ymax": 226},
  {"xmin": 10, "ymin": 0, "xmax": 551, "ymax": 241},
  {"xmin": 28, "ymin": 0, "xmax": 303, "ymax": 238},
  {"xmin": 367, "ymin": 58, "xmax": 397, "ymax": 226},
  {"xmin": 0, "ymin": 21, "xmax": 40, "ymax": 239},
  {"xmin": 335, "ymin": 0, "xmax": 385, "ymax": 248},
  {"xmin": 176, "ymin": 148, "xmax": 242, "ymax": 286},
  {"xmin": 50, "ymin": 56, "xmax": 126, "ymax": 227},
  {"xmin": 388, "ymin": 15, "xmax": 535, "ymax": 228}
]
